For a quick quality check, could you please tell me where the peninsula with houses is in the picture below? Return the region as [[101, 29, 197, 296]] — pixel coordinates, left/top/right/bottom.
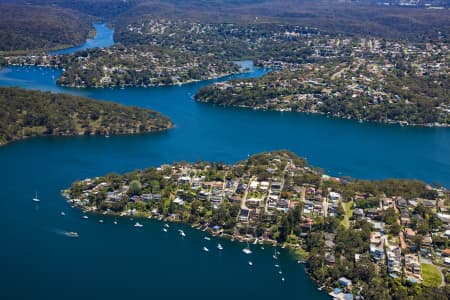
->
[[195, 37, 449, 127], [64, 150, 450, 299]]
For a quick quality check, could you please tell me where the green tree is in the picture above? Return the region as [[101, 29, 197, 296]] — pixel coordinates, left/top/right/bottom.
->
[[128, 179, 142, 196]]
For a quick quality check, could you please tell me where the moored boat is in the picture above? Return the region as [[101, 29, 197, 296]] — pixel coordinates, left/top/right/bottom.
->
[[65, 231, 79, 238], [32, 192, 40, 202]]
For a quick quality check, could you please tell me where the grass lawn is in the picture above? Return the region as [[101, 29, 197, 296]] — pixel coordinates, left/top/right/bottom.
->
[[341, 200, 353, 228], [290, 247, 309, 261], [421, 263, 441, 287]]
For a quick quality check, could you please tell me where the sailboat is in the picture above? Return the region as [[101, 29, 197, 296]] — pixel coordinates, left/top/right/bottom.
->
[[272, 248, 278, 260], [32, 192, 40, 202], [217, 243, 223, 251]]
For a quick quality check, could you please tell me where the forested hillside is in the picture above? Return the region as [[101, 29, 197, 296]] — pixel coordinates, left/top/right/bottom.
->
[[0, 87, 173, 145], [0, 3, 93, 52]]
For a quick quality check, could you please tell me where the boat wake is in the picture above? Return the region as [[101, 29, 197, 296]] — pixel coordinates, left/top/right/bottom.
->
[[48, 228, 79, 238]]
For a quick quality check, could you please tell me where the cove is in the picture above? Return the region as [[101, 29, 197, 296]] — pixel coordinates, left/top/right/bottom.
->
[[0, 26, 331, 300], [1, 64, 449, 187], [0, 24, 449, 300], [48, 23, 115, 55]]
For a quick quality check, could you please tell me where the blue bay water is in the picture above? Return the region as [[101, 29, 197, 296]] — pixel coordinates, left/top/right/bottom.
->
[[47, 23, 114, 55], [0, 24, 449, 300]]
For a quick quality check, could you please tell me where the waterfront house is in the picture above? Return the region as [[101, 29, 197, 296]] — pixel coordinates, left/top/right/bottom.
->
[[338, 277, 352, 289]]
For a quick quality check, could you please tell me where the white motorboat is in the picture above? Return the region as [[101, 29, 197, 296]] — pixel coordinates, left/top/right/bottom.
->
[[242, 248, 252, 255], [65, 231, 79, 238]]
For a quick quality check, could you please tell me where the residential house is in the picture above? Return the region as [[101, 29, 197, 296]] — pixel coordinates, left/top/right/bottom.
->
[[338, 277, 352, 289], [239, 209, 250, 222]]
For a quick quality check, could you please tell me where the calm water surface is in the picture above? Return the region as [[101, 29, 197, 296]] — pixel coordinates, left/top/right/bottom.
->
[[0, 24, 449, 300], [0, 25, 329, 300], [48, 23, 114, 55]]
